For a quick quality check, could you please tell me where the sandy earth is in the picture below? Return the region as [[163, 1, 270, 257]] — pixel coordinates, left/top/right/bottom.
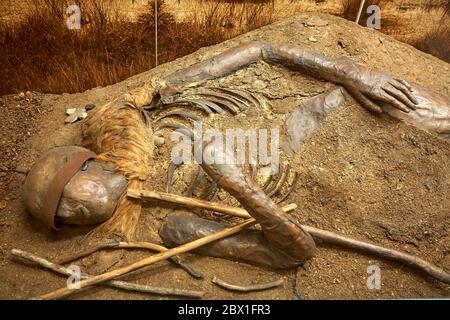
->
[[0, 13, 449, 299]]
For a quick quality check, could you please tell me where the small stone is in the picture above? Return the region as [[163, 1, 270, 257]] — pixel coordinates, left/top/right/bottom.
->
[[253, 79, 267, 90], [65, 113, 78, 124], [332, 278, 340, 284], [303, 16, 329, 27], [66, 108, 76, 115], [25, 91, 32, 97], [78, 110, 88, 119], [154, 136, 165, 146], [338, 40, 347, 49], [65, 107, 88, 123], [308, 36, 318, 43], [85, 103, 96, 111], [16, 92, 25, 100]]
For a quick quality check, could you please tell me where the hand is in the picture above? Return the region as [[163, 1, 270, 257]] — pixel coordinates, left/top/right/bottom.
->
[[336, 58, 419, 114], [382, 83, 450, 136]]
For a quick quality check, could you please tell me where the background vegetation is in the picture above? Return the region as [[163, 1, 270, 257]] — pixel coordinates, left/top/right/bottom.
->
[[0, 0, 448, 95]]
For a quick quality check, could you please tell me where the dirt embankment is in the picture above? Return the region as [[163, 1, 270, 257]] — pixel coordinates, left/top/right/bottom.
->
[[0, 13, 449, 299]]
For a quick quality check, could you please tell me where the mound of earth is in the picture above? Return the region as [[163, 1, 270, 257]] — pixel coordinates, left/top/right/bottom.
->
[[0, 13, 449, 299]]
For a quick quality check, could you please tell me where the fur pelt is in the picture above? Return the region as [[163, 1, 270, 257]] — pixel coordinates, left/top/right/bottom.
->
[[82, 86, 155, 240]]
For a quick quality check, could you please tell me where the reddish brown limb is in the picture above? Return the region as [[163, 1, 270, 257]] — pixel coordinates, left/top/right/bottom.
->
[[130, 190, 450, 285], [164, 41, 449, 137], [197, 139, 316, 266]]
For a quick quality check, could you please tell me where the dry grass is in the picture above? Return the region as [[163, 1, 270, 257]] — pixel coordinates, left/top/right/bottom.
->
[[0, 0, 275, 95], [341, 0, 386, 23], [0, 0, 448, 95]]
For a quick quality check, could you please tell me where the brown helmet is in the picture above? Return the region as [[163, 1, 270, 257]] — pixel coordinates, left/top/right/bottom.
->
[[23, 146, 97, 229]]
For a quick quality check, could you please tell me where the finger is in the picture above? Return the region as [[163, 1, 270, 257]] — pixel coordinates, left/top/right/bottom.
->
[[383, 86, 417, 110], [379, 91, 410, 113], [390, 80, 419, 105], [351, 90, 383, 114], [394, 78, 413, 92]]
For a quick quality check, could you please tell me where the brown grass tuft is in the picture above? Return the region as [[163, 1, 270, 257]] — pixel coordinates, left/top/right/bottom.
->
[[0, 0, 274, 95], [0, 0, 448, 95]]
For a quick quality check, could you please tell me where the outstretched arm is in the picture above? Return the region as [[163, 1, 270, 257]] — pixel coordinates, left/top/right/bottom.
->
[[164, 41, 418, 114], [163, 41, 449, 136]]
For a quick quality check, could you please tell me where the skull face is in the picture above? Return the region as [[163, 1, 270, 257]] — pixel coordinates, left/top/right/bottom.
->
[[23, 146, 128, 228], [56, 160, 127, 226]]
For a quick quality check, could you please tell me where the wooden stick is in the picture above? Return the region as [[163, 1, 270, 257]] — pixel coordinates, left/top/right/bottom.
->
[[212, 276, 284, 292], [57, 242, 171, 265], [11, 249, 205, 299], [56, 242, 119, 265], [117, 242, 202, 279], [129, 189, 450, 284], [56, 241, 203, 279], [355, 0, 366, 23], [302, 226, 450, 284], [33, 218, 257, 300], [127, 189, 297, 218]]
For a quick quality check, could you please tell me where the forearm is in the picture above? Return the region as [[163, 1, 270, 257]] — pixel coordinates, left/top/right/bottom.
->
[[165, 41, 264, 85], [198, 150, 316, 264], [231, 178, 316, 264], [261, 42, 346, 83], [164, 41, 349, 87]]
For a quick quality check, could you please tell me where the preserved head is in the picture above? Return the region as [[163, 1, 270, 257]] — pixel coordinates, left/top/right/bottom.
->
[[23, 146, 127, 228]]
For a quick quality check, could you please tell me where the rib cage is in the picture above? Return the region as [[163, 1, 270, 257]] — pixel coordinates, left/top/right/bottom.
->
[[149, 86, 298, 205]]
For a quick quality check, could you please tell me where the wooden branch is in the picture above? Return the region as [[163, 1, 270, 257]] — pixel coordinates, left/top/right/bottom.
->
[[303, 226, 450, 284], [127, 189, 297, 217], [116, 242, 203, 279], [32, 218, 257, 300], [212, 276, 284, 292], [56, 242, 119, 265], [355, 0, 367, 23], [129, 189, 450, 285], [11, 249, 205, 299], [56, 241, 203, 279]]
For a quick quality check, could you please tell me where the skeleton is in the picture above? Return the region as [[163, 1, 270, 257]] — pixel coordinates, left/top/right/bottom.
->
[[23, 42, 450, 281]]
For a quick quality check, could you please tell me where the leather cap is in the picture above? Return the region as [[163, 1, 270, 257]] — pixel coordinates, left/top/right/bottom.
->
[[23, 146, 96, 229]]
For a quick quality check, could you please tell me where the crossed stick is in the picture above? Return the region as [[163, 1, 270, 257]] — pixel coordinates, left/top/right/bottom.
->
[[14, 189, 450, 299], [27, 196, 297, 300]]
